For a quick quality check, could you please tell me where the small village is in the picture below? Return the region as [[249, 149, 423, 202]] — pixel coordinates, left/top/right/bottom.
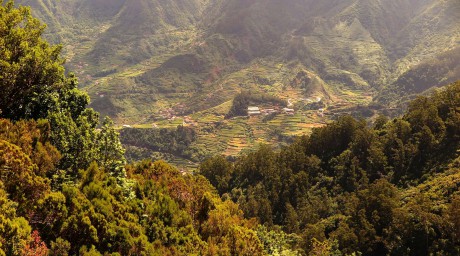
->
[[117, 92, 376, 165], [247, 106, 295, 116]]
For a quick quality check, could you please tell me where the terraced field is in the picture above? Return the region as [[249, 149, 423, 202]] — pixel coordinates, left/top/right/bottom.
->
[[115, 73, 379, 170], [21, 0, 456, 170]]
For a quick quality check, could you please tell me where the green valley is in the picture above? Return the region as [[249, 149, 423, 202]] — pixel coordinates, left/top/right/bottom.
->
[[14, 0, 459, 166], [1, 1, 460, 254]]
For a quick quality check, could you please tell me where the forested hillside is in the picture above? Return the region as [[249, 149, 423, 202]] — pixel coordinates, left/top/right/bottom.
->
[[1, 1, 460, 255], [201, 81, 460, 255]]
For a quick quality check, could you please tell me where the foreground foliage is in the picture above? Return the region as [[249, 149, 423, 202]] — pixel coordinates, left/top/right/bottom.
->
[[201, 81, 460, 255], [0, 2, 267, 254], [0, 121, 265, 255]]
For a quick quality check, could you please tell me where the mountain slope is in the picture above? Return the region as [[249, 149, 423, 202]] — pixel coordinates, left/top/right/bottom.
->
[[15, 0, 460, 127]]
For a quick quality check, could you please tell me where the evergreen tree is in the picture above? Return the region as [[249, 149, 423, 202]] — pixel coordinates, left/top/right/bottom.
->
[[0, 1, 88, 121]]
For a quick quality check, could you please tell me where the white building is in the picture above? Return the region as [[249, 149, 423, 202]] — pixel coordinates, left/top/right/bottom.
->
[[283, 108, 295, 115], [248, 106, 261, 116]]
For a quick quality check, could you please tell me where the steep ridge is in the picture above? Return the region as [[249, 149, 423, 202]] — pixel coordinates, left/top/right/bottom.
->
[[201, 0, 458, 89], [376, 47, 460, 108], [87, 0, 206, 65], [17, 0, 208, 69], [390, 0, 460, 76]]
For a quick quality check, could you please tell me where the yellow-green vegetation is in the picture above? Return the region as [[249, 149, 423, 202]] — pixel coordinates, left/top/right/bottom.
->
[[117, 61, 374, 166], [2, 1, 460, 255], [0, 4, 279, 254], [200, 81, 460, 255]]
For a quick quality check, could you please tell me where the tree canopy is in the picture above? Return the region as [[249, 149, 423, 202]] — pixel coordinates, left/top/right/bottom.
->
[[201, 81, 460, 255], [0, 0, 88, 121]]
